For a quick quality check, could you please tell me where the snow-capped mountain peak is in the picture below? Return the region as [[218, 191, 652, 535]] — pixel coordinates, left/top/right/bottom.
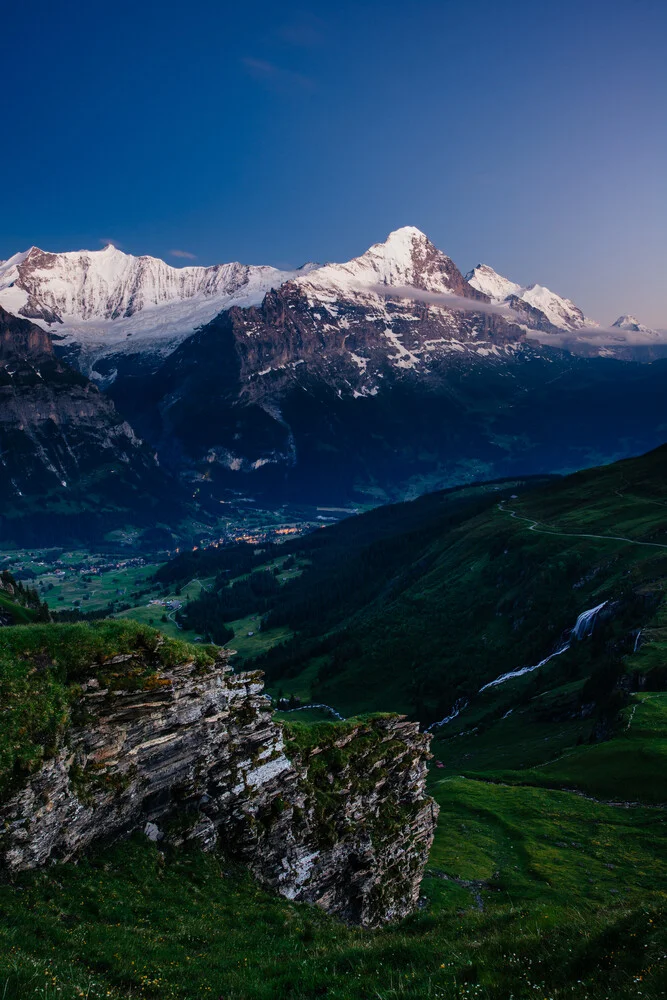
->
[[1, 244, 259, 322], [519, 283, 592, 331], [1, 228, 656, 384], [295, 226, 476, 301], [467, 263, 597, 333], [0, 244, 319, 378], [466, 264, 522, 302], [611, 314, 655, 334]]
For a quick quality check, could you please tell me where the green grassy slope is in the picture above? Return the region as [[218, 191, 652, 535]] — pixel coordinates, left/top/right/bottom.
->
[[0, 572, 45, 626], [222, 444, 667, 723], [0, 694, 665, 1000], [1, 446, 667, 997], [478, 693, 667, 803], [0, 590, 38, 625]]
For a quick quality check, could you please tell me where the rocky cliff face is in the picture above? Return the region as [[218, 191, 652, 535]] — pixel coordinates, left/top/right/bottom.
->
[[0, 650, 437, 927], [0, 307, 182, 543]]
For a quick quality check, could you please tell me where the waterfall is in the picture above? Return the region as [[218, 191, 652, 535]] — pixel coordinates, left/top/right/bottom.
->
[[478, 644, 571, 692], [479, 600, 608, 693], [634, 629, 642, 653], [571, 601, 607, 640], [426, 697, 469, 732], [279, 703, 346, 721]]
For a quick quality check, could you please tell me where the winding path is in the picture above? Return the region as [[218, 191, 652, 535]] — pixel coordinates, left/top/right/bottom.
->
[[498, 504, 667, 550]]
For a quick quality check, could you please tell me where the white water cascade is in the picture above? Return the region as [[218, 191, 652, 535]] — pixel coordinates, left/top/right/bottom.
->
[[425, 697, 469, 733], [278, 703, 346, 721], [478, 601, 608, 693], [571, 601, 608, 640], [634, 630, 642, 653]]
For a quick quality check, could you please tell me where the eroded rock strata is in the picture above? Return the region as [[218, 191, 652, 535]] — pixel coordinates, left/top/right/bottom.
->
[[0, 651, 437, 926]]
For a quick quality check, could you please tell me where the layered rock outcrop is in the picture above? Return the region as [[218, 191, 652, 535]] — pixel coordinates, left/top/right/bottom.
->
[[0, 651, 437, 927]]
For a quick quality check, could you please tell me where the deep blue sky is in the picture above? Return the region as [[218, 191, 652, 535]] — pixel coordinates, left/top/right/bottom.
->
[[2, 0, 666, 325]]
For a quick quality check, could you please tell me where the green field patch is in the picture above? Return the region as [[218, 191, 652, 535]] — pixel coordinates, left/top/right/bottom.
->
[[223, 613, 293, 660], [0, 819, 665, 1000], [484, 694, 667, 803], [431, 710, 592, 778], [429, 775, 667, 914]]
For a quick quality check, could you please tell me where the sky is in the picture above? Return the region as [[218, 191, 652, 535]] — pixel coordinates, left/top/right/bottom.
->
[[1, 0, 666, 327]]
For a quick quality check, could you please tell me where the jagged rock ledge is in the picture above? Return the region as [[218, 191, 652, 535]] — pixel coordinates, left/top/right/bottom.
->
[[0, 648, 437, 927]]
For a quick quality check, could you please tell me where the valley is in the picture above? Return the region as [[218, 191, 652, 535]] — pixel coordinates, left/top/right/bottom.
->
[[4, 4, 667, 996], [1, 230, 667, 1000], [0, 441, 666, 998]]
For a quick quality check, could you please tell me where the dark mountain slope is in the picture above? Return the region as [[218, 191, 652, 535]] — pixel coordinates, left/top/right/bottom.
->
[[0, 308, 184, 545], [110, 295, 667, 505], [102, 229, 667, 504], [172, 444, 667, 723]]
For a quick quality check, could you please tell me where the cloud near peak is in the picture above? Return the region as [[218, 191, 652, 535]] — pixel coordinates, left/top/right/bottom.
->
[[527, 326, 667, 347], [370, 284, 515, 318], [170, 249, 197, 260], [373, 285, 667, 345]]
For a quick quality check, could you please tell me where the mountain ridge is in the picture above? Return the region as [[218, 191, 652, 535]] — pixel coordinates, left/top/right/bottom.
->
[[2, 228, 660, 382], [2, 228, 667, 523], [0, 244, 319, 381]]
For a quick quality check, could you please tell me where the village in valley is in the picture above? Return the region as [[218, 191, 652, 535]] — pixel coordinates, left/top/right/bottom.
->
[[0, 497, 354, 654]]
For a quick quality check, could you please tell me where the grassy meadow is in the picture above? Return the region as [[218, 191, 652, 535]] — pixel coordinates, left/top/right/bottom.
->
[[2, 452, 667, 997], [0, 691, 665, 999]]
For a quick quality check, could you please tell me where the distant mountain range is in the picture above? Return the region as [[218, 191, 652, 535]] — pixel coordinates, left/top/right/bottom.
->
[[1, 228, 661, 381], [0, 244, 319, 383], [466, 263, 665, 359], [1, 227, 666, 537]]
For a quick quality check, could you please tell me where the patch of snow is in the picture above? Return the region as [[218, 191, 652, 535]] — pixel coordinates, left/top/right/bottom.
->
[[349, 352, 370, 372]]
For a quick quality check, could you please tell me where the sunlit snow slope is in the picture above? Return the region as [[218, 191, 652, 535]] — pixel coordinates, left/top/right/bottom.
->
[[0, 245, 318, 380]]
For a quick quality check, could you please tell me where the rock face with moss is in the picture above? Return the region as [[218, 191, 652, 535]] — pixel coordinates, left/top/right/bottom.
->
[[0, 623, 437, 926], [274, 717, 438, 924]]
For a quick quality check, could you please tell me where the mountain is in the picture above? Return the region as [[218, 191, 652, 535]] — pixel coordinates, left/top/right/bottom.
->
[[105, 227, 667, 504], [1, 232, 660, 379], [0, 244, 317, 383], [466, 262, 597, 333], [0, 307, 180, 545], [2, 228, 667, 512], [466, 264, 667, 363], [611, 313, 659, 336]]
